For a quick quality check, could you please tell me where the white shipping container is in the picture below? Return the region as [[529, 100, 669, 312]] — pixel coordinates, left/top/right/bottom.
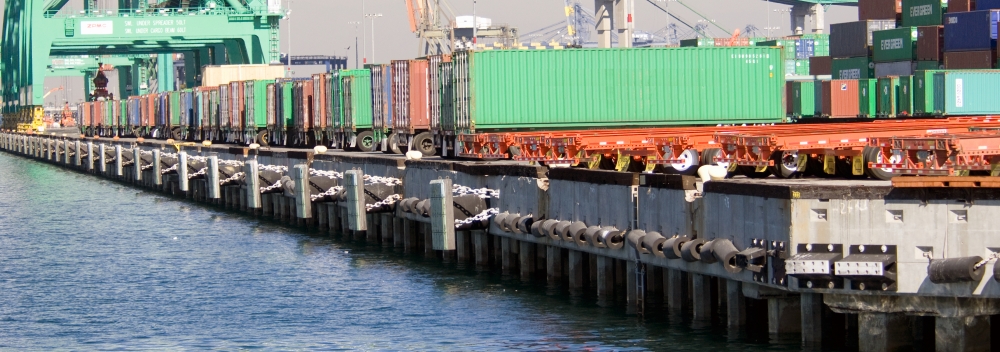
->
[[201, 65, 286, 88], [455, 16, 492, 29]]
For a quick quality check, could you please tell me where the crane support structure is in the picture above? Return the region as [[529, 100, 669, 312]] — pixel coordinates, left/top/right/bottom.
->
[[2, 0, 285, 114]]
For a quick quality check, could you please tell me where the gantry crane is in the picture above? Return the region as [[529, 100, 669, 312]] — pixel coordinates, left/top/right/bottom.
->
[[405, 0, 457, 55]]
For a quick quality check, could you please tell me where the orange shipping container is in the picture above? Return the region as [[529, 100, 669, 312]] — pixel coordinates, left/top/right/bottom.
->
[[391, 59, 431, 133], [312, 74, 328, 129], [948, 0, 974, 12], [821, 80, 860, 118], [858, 0, 901, 21]]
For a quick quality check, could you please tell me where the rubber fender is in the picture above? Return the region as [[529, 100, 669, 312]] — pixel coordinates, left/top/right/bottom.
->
[[626, 230, 648, 254], [541, 219, 561, 240], [996, 261, 1000, 283], [583, 225, 603, 247], [554, 221, 573, 240], [517, 216, 535, 235], [399, 198, 418, 213], [642, 231, 667, 258], [712, 239, 742, 274], [568, 221, 588, 243], [699, 240, 718, 264], [662, 236, 690, 260], [220, 165, 243, 186], [493, 212, 510, 230], [530, 219, 545, 238], [187, 159, 206, 176], [504, 213, 521, 233], [365, 184, 397, 211], [598, 227, 624, 250], [415, 199, 430, 217], [161, 156, 178, 171], [122, 150, 135, 163], [680, 239, 705, 262], [928, 256, 986, 284]]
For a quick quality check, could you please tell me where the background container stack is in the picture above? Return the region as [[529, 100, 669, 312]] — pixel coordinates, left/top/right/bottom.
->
[[830, 20, 896, 79], [942, 9, 999, 69], [757, 35, 829, 76]]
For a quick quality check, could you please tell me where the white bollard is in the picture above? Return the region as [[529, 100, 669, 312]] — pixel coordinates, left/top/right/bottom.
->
[[178, 151, 189, 192]]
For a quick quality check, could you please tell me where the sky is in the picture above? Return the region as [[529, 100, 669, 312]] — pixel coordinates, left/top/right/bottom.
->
[[0, 0, 858, 104]]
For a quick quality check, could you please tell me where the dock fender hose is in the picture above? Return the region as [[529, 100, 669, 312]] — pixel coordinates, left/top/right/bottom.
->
[[400, 198, 419, 213], [642, 231, 667, 258], [541, 219, 561, 240], [514, 215, 533, 234], [415, 199, 431, 217], [503, 213, 522, 233], [567, 221, 588, 243], [626, 230, 648, 254], [699, 239, 718, 264], [663, 236, 690, 260], [599, 227, 624, 250], [494, 212, 511, 230], [928, 256, 986, 284], [680, 239, 705, 262], [553, 221, 573, 240], [530, 219, 546, 237], [712, 239, 742, 273], [583, 225, 603, 247]]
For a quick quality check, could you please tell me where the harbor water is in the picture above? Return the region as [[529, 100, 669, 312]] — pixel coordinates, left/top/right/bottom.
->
[[0, 152, 805, 350]]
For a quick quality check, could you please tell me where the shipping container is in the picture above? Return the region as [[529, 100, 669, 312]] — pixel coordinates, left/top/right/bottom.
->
[[877, 76, 901, 117], [201, 64, 286, 88], [821, 80, 861, 118], [392, 59, 430, 134], [326, 72, 343, 145], [859, 79, 879, 117], [447, 48, 786, 136], [830, 20, 897, 58], [714, 38, 751, 47], [795, 60, 811, 75], [312, 74, 328, 134], [428, 54, 451, 134], [860, 0, 902, 20], [758, 39, 798, 59], [832, 57, 876, 79], [791, 81, 818, 118], [680, 38, 715, 47], [916, 26, 944, 61], [933, 70, 1000, 115], [979, 0, 1000, 9], [366, 64, 392, 141], [813, 81, 825, 119], [898, 76, 914, 115], [950, 0, 973, 11], [902, 0, 946, 26], [809, 56, 833, 75], [912, 70, 942, 116], [943, 10, 1000, 52], [795, 39, 816, 59], [943, 50, 997, 68], [873, 27, 919, 62], [244, 80, 271, 143], [916, 60, 944, 70], [875, 61, 918, 77], [784, 60, 797, 76], [340, 69, 376, 151]]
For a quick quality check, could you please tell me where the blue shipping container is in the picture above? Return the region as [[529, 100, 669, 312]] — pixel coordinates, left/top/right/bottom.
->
[[944, 10, 1000, 52], [977, 0, 1000, 10], [796, 39, 816, 59]]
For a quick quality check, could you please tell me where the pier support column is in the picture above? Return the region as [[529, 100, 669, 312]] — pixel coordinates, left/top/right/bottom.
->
[[666, 269, 688, 314], [177, 151, 188, 192], [472, 230, 489, 268], [152, 149, 162, 186], [245, 159, 261, 214], [936, 316, 990, 352], [568, 250, 586, 292], [501, 238, 517, 274], [327, 204, 339, 233], [546, 246, 564, 284], [727, 280, 747, 330], [393, 217, 403, 248], [340, 207, 351, 237], [75, 141, 82, 166], [87, 142, 94, 171], [858, 313, 914, 352], [380, 214, 394, 246], [368, 214, 380, 242], [769, 296, 802, 334], [596, 256, 614, 306], [208, 154, 221, 201], [317, 204, 329, 231], [424, 223, 435, 258], [456, 230, 471, 263], [99, 144, 107, 174], [626, 261, 639, 315], [692, 273, 713, 321], [403, 219, 417, 253], [519, 240, 537, 280], [801, 293, 825, 347], [115, 145, 123, 176], [134, 148, 143, 182], [293, 164, 311, 227]]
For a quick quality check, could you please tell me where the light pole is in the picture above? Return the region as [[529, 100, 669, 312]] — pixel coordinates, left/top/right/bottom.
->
[[362, 0, 367, 64], [473, 0, 477, 46], [365, 13, 383, 63], [774, 8, 792, 37], [348, 21, 361, 68], [656, 0, 674, 44], [286, 0, 293, 73]]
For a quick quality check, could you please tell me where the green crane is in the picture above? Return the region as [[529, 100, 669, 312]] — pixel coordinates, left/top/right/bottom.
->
[[1, 0, 285, 114]]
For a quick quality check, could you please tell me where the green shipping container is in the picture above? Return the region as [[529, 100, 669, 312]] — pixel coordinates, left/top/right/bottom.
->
[[795, 60, 811, 75], [784, 60, 797, 76], [832, 57, 875, 79], [902, 0, 945, 26], [933, 71, 1000, 116], [680, 38, 715, 47], [912, 70, 942, 116], [340, 69, 373, 131], [791, 81, 817, 117], [758, 39, 796, 59], [877, 76, 901, 117], [245, 80, 272, 129], [898, 76, 914, 116], [327, 73, 344, 132], [916, 61, 942, 71], [859, 79, 878, 117], [873, 27, 918, 63], [448, 48, 785, 134]]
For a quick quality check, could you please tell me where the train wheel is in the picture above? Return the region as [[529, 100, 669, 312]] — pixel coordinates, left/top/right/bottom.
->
[[256, 130, 270, 147], [770, 150, 803, 179], [668, 149, 700, 176], [356, 131, 376, 152], [413, 132, 436, 157], [864, 147, 897, 181]]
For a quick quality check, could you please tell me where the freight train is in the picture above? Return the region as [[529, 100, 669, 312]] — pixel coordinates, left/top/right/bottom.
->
[[73, 47, 787, 156]]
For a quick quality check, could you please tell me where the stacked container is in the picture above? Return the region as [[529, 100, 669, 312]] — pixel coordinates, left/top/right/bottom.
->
[[933, 70, 1000, 115], [859, 0, 902, 21], [821, 80, 861, 118], [942, 10, 999, 69], [873, 27, 920, 77], [859, 78, 879, 117], [831, 20, 896, 80], [366, 64, 392, 142]]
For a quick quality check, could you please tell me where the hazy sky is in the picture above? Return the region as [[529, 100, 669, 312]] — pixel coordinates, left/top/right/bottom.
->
[[0, 0, 857, 103]]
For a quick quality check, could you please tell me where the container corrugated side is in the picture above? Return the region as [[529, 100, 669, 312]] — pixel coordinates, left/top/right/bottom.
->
[[391, 60, 410, 133], [916, 25, 944, 61], [860, 0, 902, 20], [902, 0, 945, 26], [201, 64, 286, 88], [877, 76, 900, 117], [933, 70, 1000, 115], [859, 79, 879, 117], [898, 76, 914, 115], [978, 0, 1000, 9], [451, 48, 785, 134], [403, 59, 430, 132], [366, 64, 391, 134], [792, 81, 817, 117], [950, 0, 973, 11], [341, 69, 374, 130], [875, 61, 918, 77], [873, 27, 918, 62], [809, 56, 833, 75], [833, 57, 876, 79], [943, 50, 997, 68], [821, 80, 860, 118], [943, 10, 1000, 52], [831, 20, 897, 58], [439, 62, 456, 134]]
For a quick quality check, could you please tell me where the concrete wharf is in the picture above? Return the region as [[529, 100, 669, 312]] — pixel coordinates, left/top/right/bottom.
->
[[3, 131, 1000, 351]]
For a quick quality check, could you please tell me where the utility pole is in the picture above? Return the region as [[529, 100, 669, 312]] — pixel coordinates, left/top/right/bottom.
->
[[348, 21, 361, 68], [473, 0, 477, 46], [365, 13, 383, 63], [287, 0, 293, 74]]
